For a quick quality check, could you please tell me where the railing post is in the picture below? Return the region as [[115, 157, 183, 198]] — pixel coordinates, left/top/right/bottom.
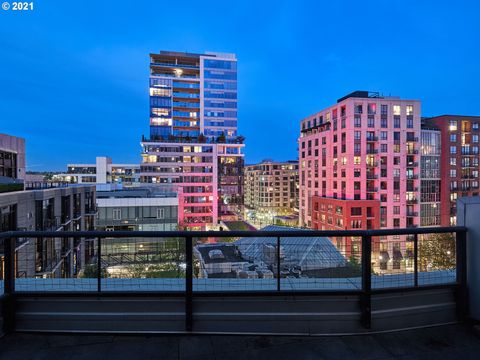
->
[[97, 237, 102, 293], [275, 236, 281, 291], [361, 234, 372, 329], [3, 237, 16, 333], [455, 230, 468, 320], [185, 236, 193, 331], [413, 234, 418, 287]]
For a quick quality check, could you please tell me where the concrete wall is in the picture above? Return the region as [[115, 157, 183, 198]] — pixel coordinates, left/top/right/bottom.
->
[[457, 196, 480, 321], [13, 288, 457, 334]]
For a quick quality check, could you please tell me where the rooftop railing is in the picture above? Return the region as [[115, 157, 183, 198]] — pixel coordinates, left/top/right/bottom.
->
[[141, 134, 245, 144], [0, 226, 467, 333]]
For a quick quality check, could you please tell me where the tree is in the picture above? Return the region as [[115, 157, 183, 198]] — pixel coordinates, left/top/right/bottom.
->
[[125, 263, 185, 278], [217, 132, 226, 143], [79, 264, 109, 278], [418, 233, 456, 271]]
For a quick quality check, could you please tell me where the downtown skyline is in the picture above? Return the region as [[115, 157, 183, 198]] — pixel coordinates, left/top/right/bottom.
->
[[1, 0, 480, 171]]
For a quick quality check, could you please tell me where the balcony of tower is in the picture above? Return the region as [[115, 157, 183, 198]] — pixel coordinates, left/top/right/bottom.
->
[[141, 134, 245, 145], [150, 64, 200, 79]]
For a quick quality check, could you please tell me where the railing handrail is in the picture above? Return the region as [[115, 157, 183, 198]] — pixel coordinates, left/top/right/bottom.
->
[[0, 226, 468, 334], [0, 226, 466, 240]]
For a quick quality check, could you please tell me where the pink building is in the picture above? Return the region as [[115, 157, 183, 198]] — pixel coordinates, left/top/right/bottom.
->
[[299, 91, 421, 271]]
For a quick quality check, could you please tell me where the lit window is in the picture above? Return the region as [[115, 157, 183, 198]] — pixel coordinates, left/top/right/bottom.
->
[[449, 120, 457, 131], [393, 105, 401, 116], [406, 105, 414, 116]]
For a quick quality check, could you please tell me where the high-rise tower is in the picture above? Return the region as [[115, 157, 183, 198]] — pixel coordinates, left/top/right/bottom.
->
[[140, 51, 244, 230]]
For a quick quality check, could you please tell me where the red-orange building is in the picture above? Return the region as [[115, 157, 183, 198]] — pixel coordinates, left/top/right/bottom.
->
[[311, 196, 380, 258], [424, 115, 480, 226]]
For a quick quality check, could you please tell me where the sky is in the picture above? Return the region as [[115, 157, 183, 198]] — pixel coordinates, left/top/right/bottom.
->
[[1, 0, 479, 171]]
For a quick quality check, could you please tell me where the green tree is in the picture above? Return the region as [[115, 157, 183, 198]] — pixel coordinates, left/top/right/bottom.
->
[[79, 264, 109, 278], [217, 132, 226, 143], [418, 233, 456, 271]]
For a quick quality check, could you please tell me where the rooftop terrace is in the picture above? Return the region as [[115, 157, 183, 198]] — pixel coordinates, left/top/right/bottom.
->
[[0, 324, 479, 360]]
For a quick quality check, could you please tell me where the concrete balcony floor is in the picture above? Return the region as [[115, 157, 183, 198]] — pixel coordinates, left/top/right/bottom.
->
[[0, 324, 479, 360]]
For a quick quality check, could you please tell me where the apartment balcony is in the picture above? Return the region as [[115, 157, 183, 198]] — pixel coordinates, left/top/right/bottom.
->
[[152, 73, 200, 80], [150, 61, 200, 70], [366, 136, 378, 142], [366, 161, 378, 167], [366, 148, 378, 154], [172, 82, 200, 90], [406, 224, 418, 228], [407, 149, 419, 155], [173, 102, 200, 110], [406, 137, 419, 142], [366, 187, 378, 192], [406, 187, 419, 192], [141, 134, 245, 145], [407, 174, 419, 179], [173, 92, 200, 99], [0, 224, 472, 337], [406, 211, 419, 217], [406, 162, 419, 167], [366, 174, 378, 179], [406, 198, 419, 204]]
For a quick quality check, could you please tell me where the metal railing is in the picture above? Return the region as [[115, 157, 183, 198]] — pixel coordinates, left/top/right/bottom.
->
[[0, 226, 468, 333]]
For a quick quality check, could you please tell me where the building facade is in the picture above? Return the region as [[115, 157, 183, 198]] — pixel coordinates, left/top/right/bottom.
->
[[56, 157, 140, 186], [424, 115, 480, 226], [96, 187, 178, 231], [0, 184, 96, 279], [139, 51, 244, 230], [299, 91, 421, 270], [244, 160, 299, 217], [420, 127, 442, 227], [0, 133, 26, 192], [311, 197, 380, 258]]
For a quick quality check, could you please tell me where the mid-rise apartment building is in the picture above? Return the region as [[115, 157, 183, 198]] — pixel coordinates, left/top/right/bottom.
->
[[424, 115, 480, 226], [139, 51, 244, 230], [1, 134, 97, 280], [0, 184, 96, 279], [244, 160, 299, 216], [299, 91, 421, 270], [56, 157, 140, 186], [0, 133, 26, 192]]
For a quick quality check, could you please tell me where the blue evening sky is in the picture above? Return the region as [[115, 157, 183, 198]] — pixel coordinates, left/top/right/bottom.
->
[[1, 0, 479, 171]]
